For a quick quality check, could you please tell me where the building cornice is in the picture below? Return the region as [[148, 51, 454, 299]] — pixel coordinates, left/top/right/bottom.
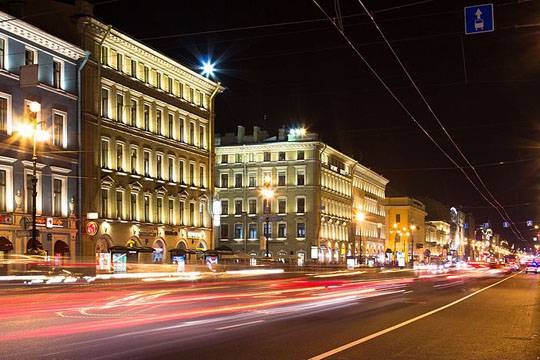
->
[[0, 11, 84, 61]]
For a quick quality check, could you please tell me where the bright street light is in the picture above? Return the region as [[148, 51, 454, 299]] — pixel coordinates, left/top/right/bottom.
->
[[200, 60, 216, 78]]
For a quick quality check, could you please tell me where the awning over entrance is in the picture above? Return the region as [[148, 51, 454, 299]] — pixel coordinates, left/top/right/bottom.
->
[[0, 237, 13, 252]]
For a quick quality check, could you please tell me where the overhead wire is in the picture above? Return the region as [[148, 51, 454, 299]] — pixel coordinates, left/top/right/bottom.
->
[[310, 0, 528, 243]]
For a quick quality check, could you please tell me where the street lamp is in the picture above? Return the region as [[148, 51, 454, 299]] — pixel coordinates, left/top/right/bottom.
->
[[261, 176, 274, 258], [355, 211, 365, 265], [409, 224, 417, 268], [17, 101, 48, 254]]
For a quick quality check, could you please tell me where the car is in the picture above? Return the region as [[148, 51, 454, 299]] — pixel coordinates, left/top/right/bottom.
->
[[525, 262, 539, 274]]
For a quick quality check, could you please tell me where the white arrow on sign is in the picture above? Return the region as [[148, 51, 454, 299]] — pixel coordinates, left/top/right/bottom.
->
[[475, 8, 482, 19]]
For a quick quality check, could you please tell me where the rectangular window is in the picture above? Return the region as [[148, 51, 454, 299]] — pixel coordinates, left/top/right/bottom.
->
[[235, 153, 242, 163], [156, 72, 161, 89], [168, 114, 174, 138], [130, 59, 137, 77], [53, 60, 62, 89], [263, 198, 271, 214], [130, 148, 138, 174], [101, 189, 109, 218], [234, 173, 242, 188], [130, 99, 137, 126], [101, 139, 109, 168], [143, 104, 150, 130], [217, 200, 228, 216], [179, 201, 185, 225], [264, 222, 272, 237], [130, 193, 137, 220], [263, 152, 271, 162], [100, 46, 108, 65], [179, 118, 184, 141], [116, 94, 124, 122], [248, 174, 256, 187], [156, 109, 162, 135], [179, 160, 185, 184], [221, 173, 228, 188], [116, 52, 123, 71], [278, 199, 286, 214], [199, 166, 205, 188], [297, 170, 305, 186], [168, 77, 173, 94], [101, 88, 109, 117], [168, 199, 174, 224], [278, 172, 286, 186], [0, 97, 7, 133], [220, 224, 229, 239], [143, 65, 149, 83], [0, 170, 5, 212], [143, 151, 150, 177], [278, 223, 287, 238], [189, 203, 195, 226], [297, 223, 306, 238], [234, 224, 243, 239], [199, 125, 205, 148], [235, 200, 242, 215], [168, 158, 174, 182], [53, 179, 62, 217], [297, 151, 305, 160], [248, 199, 256, 214], [189, 122, 195, 144], [156, 198, 163, 223], [396, 214, 401, 223], [156, 154, 162, 179], [116, 191, 123, 219], [52, 113, 64, 147], [278, 152, 286, 161], [25, 48, 35, 65], [248, 223, 257, 239], [116, 144, 123, 171], [0, 38, 5, 69], [221, 154, 228, 164], [144, 195, 150, 222], [189, 163, 195, 186], [297, 198, 305, 213]]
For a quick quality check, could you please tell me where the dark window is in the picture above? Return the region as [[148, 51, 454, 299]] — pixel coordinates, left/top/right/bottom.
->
[[297, 223, 306, 238], [179, 118, 184, 141], [101, 140, 109, 168], [248, 199, 256, 214], [220, 224, 229, 239], [116, 53, 123, 71], [168, 114, 174, 138], [130, 148, 137, 174], [235, 173, 242, 188], [179, 161, 185, 184], [116, 94, 123, 122], [156, 110, 162, 135], [248, 175, 256, 187], [189, 122, 194, 144], [0, 97, 7, 133], [221, 173, 228, 188], [156, 198, 163, 223], [168, 159, 174, 181], [235, 200, 242, 215], [199, 166, 205, 188], [156, 155, 162, 179], [297, 171, 305, 186], [116, 145, 123, 171], [116, 191, 123, 219], [199, 125, 204, 148], [189, 203, 195, 226], [143, 105, 150, 130], [297, 151, 305, 160], [278, 152, 286, 161], [143, 152, 150, 177], [101, 189, 109, 218], [396, 214, 401, 223], [168, 77, 173, 94], [221, 200, 228, 215], [179, 201, 185, 225], [278, 199, 286, 214], [130, 193, 137, 220], [263, 152, 271, 162], [248, 223, 257, 239], [101, 89, 109, 117], [264, 222, 272, 237], [278, 223, 287, 238], [51, 179, 62, 216], [234, 224, 243, 239], [143, 66, 149, 83], [221, 154, 228, 164], [278, 172, 286, 186], [189, 164, 194, 186], [156, 72, 161, 89], [52, 113, 63, 146], [53, 60, 61, 88], [100, 46, 108, 65], [0, 38, 5, 69], [25, 49, 35, 65], [0, 170, 5, 212], [168, 199, 174, 224], [130, 59, 137, 77], [263, 199, 271, 214], [144, 195, 150, 222], [297, 198, 305, 213], [130, 100, 137, 126]]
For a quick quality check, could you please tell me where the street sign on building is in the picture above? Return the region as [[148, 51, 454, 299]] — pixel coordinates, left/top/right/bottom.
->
[[464, 4, 494, 35]]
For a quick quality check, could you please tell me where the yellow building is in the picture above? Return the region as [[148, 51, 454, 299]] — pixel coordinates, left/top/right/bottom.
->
[[384, 197, 426, 265]]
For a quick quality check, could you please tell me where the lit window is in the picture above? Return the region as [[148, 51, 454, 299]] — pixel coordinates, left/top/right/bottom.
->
[[278, 223, 287, 238], [234, 223, 243, 239], [297, 223, 306, 238], [53, 178, 62, 217], [52, 112, 65, 147], [248, 223, 257, 239], [53, 60, 62, 89]]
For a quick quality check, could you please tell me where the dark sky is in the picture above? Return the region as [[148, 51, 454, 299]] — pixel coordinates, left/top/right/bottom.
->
[[92, 0, 540, 248]]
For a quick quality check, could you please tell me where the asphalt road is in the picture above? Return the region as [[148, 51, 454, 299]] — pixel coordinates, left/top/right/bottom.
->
[[0, 269, 538, 360]]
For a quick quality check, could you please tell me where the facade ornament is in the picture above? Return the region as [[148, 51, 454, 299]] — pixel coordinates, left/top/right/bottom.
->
[[15, 189, 22, 212], [69, 197, 76, 216]]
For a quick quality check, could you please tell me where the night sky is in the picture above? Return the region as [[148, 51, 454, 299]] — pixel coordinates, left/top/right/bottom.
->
[[90, 0, 540, 247]]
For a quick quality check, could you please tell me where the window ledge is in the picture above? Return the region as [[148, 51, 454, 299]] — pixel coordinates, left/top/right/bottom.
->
[[296, 237, 306, 241], [130, 174, 142, 179], [101, 168, 113, 173]]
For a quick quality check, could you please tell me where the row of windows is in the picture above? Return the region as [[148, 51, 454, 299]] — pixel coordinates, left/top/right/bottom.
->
[[321, 170, 351, 197], [322, 198, 352, 219], [358, 197, 385, 217], [0, 95, 68, 148], [354, 178, 385, 198], [0, 38, 65, 90], [100, 87, 207, 149], [101, 188, 207, 226], [220, 222, 306, 239], [321, 222, 350, 242], [101, 138, 207, 187], [220, 150, 306, 164], [101, 46, 209, 109], [219, 170, 305, 188], [220, 197, 305, 215]]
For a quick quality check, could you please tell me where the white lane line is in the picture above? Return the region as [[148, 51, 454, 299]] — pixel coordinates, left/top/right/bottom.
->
[[215, 320, 265, 330], [309, 273, 519, 360]]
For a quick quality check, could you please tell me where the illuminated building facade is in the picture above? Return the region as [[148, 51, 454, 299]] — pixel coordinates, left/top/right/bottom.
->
[[384, 197, 427, 265], [22, 1, 223, 261], [424, 220, 451, 258], [0, 10, 84, 258], [214, 126, 388, 264]]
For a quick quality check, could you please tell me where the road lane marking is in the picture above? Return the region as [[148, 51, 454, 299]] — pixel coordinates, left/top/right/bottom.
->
[[215, 320, 265, 330], [309, 273, 519, 360]]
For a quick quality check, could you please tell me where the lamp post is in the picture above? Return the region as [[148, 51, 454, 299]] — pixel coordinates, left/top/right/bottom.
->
[[261, 176, 274, 258], [18, 101, 48, 254], [392, 223, 399, 267], [355, 211, 365, 265], [409, 224, 416, 268]]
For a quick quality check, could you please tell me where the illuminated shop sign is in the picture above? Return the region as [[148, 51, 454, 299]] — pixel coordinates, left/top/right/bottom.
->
[[187, 231, 205, 239]]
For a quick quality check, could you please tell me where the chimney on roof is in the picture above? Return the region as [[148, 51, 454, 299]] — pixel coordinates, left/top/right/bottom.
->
[[237, 125, 245, 144], [253, 126, 260, 142], [277, 127, 286, 141]]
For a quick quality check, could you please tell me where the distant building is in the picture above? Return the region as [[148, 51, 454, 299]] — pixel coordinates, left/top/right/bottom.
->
[[214, 126, 388, 264], [424, 220, 450, 258], [0, 10, 85, 258], [384, 197, 427, 265]]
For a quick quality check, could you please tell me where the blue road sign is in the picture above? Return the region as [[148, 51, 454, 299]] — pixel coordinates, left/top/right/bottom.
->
[[464, 4, 494, 35]]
